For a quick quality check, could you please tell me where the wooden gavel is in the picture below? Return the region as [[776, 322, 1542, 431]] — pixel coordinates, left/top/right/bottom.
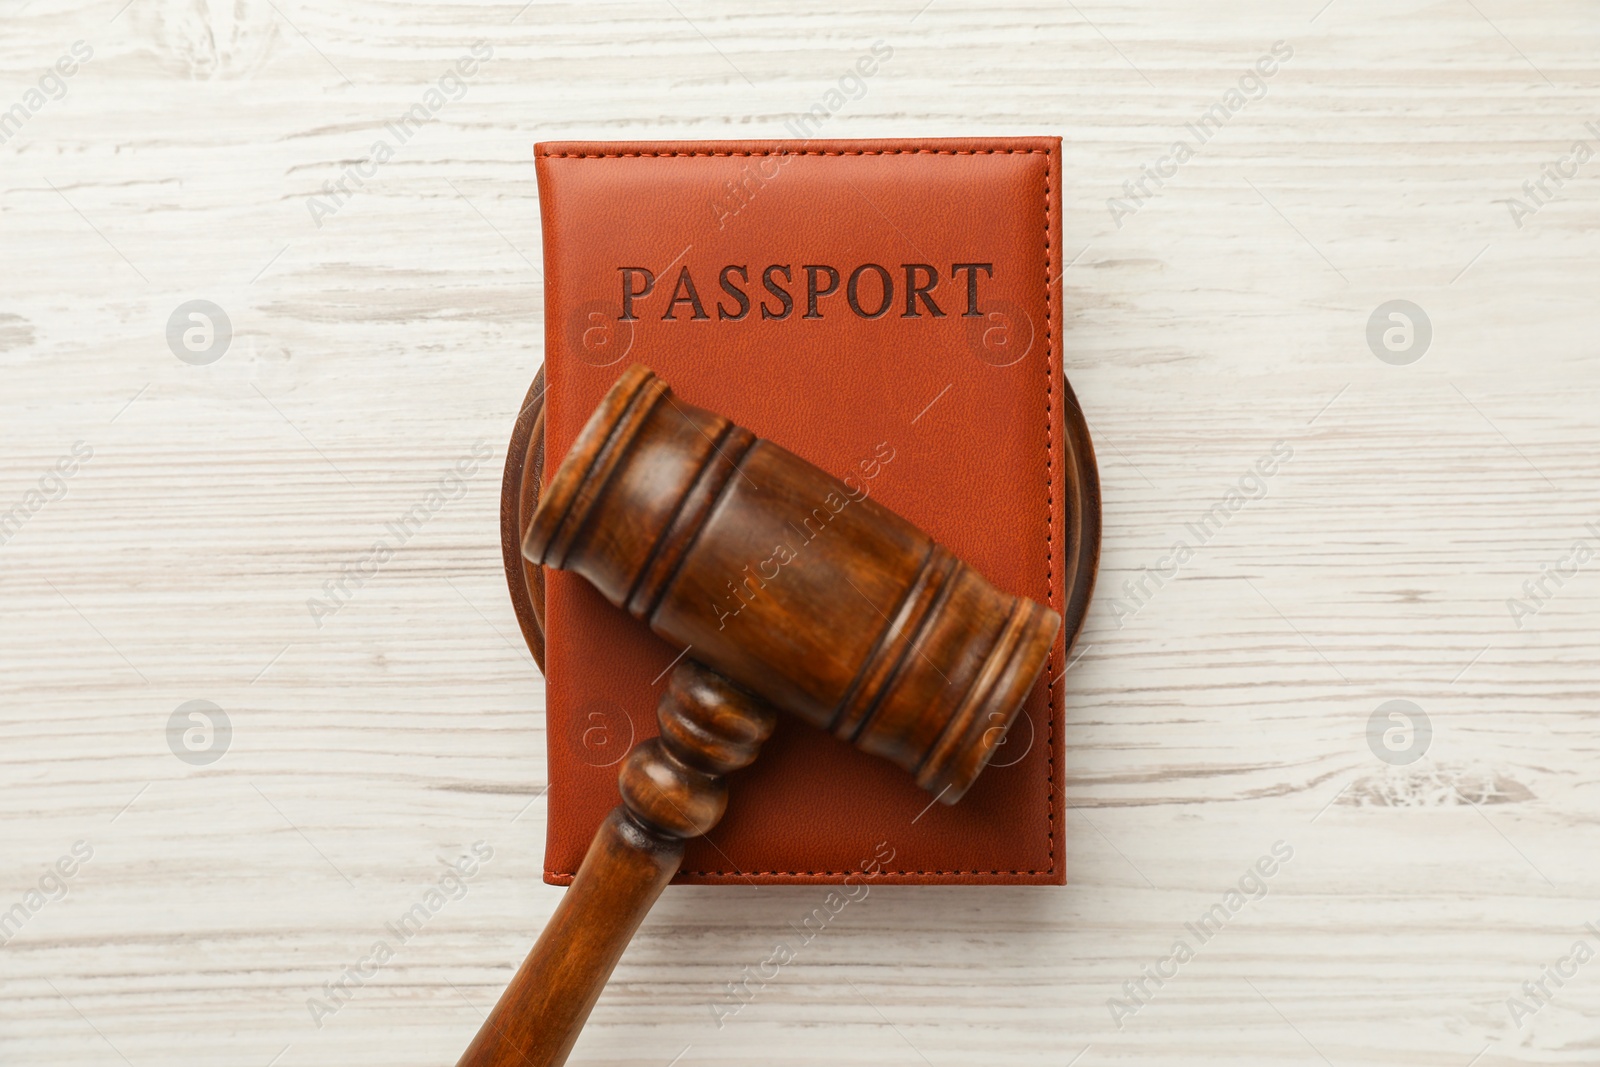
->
[[459, 365, 1062, 1066]]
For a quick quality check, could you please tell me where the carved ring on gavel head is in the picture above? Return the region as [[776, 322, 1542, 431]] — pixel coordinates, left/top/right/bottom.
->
[[523, 363, 1062, 801], [458, 364, 1071, 1067]]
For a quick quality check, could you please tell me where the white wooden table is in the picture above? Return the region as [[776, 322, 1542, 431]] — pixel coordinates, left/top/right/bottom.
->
[[4, 1, 1598, 1064]]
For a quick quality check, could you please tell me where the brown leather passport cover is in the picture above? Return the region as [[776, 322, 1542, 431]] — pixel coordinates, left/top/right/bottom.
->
[[534, 137, 1068, 885]]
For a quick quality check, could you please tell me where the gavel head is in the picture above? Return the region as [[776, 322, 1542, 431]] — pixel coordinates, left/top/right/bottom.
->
[[524, 365, 1061, 804]]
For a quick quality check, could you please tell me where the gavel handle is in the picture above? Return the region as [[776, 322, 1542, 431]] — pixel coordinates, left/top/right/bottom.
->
[[457, 661, 777, 1067], [455, 809, 683, 1066]]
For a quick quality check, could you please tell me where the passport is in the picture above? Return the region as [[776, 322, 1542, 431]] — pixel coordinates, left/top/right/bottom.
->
[[507, 136, 1098, 885]]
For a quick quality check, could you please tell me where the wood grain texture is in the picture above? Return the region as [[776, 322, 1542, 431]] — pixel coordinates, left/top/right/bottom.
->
[[2, 1, 1598, 1065]]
